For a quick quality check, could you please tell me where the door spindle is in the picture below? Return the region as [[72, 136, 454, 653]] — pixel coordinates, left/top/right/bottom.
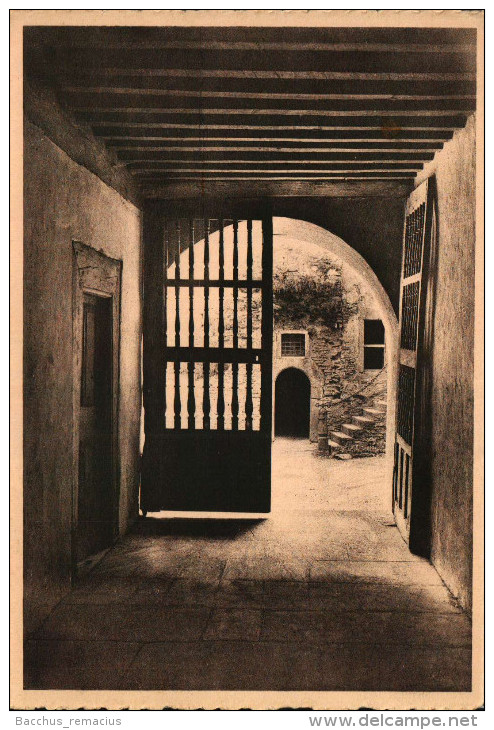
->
[[217, 220, 225, 430], [202, 219, 211, 430], [187, 219, 196, 429], [174, 220, 181, 429], [163, 221, 168, 425], [245, 219, 254, 431], [231, 220, 239, 431]]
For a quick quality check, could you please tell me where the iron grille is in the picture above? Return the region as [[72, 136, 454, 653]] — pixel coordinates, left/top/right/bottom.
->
[[397, 364, 415, 444], [281, 333, 306, 357], [403, 203, 425, 279], [401, 281, 420, 351]]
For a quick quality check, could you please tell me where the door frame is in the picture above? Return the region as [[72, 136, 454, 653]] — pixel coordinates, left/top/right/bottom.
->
[[72, 241, 122, 575]]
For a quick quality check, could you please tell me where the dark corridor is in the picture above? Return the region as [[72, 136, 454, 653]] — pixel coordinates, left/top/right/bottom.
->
[[275, 368, 311, 438]]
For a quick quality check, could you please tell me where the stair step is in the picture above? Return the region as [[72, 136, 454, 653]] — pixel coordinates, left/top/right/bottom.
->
[[334, 453, 353, 461], [330, 430, 353, 446], [328, 439, 343, 450], [363, 407, 385, 417], [342, 423, 363, 436], [353, 415, 376, 427]]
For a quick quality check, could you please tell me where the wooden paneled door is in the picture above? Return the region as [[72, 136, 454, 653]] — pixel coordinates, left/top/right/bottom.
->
[[142, 216, 273, 513], [393, 178, 437, 554]]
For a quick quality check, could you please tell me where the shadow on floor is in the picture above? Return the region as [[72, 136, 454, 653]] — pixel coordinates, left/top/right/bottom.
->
[[24, 449, 472, 692], [132, 516, 267, 539]]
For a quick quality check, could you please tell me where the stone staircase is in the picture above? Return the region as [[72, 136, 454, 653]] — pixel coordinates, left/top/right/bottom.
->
[[328, 397, 387, 460]]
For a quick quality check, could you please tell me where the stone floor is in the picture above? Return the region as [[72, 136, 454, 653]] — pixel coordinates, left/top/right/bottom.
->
[[25, 439, 471, 691]]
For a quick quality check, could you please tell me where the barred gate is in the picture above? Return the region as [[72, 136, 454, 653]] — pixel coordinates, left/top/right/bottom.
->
[[141, 215, 273, 513]]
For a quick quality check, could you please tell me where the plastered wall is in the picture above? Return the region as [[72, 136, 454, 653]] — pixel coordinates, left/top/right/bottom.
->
[[415, 115, 476, 613], [23, 120, 142, 634]]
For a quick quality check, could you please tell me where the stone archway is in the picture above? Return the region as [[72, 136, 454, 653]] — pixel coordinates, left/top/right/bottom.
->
[[272, 217, 399, 492]]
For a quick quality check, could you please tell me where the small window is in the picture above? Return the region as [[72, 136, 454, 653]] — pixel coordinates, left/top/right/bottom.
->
[[364, 319, 385, 370], [281, 333, 306, 357]]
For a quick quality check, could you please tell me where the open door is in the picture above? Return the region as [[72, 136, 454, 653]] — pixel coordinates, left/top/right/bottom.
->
[[142, 216, 273, 513], [393, 178, 437, 554]]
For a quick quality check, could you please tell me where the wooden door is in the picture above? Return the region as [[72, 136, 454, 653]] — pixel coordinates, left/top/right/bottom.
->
[[393, 178, 436, 553], [142, 217, 273, 513], [77, 293, 114, 562], [275, 368, 311, 438]]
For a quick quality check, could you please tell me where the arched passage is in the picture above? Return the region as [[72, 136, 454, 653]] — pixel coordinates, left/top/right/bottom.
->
[[272, 217, 399, 500], [143, 215, 399, 513], [275, 368, 311, 438]]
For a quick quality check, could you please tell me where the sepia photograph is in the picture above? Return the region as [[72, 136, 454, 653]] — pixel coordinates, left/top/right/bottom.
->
[[10, 8, 484, 711]]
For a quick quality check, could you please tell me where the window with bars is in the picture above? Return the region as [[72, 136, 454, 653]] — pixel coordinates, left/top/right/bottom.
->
[[364, 319, 385, 370], [281, 333, 306, 357]]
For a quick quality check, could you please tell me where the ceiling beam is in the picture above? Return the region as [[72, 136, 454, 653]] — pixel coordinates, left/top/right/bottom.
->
[[91, 125, 453, 141], [123, 159, 426, 168], [130, 171, 422, 178], [93, 127, 452, 143], [70, 103, 472, 118], [76, 113, 468, 130], [103, 141, 443, 152], [46, 73, 477, 99], [60, 88, 475, 113], [141, 178, 415, 200], [26, 47, 477, 75], [125, 163, 431, 173], [115, 152, 434, 162], [24, 26, 476, 46], [132, 171, 418, 178], [33, 65, 477, 82], [56, 82, 476, 102], [31, 41, 477, 53]]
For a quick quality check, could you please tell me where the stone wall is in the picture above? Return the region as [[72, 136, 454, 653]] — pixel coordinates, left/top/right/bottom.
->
[[272, 237, 387, 453]]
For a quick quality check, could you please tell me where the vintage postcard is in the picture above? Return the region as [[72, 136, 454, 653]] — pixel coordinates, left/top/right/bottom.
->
[[10, 8, 484, 711]]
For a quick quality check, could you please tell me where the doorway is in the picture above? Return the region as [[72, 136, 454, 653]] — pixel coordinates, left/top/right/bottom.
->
[[77, 293, 113, 563], [141, 215, 399, 515], [274, 368, 311, 438], [72, 241, 122, 571]]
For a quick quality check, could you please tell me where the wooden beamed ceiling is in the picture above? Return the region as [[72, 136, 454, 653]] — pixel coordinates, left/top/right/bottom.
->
[[24, 26, 477, 198]]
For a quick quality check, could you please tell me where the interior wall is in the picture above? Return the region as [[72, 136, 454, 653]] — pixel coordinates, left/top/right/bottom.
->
[[23, 119, 142, 634], [415, 115, 476, 613]]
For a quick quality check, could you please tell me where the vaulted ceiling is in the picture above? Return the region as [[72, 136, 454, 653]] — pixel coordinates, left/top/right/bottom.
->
[[24, 26, 477, 199]]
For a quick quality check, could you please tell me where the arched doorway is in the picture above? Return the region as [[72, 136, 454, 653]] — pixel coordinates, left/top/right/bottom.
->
[[275, 368, 311, 438], [272, 217, 399, 499]]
